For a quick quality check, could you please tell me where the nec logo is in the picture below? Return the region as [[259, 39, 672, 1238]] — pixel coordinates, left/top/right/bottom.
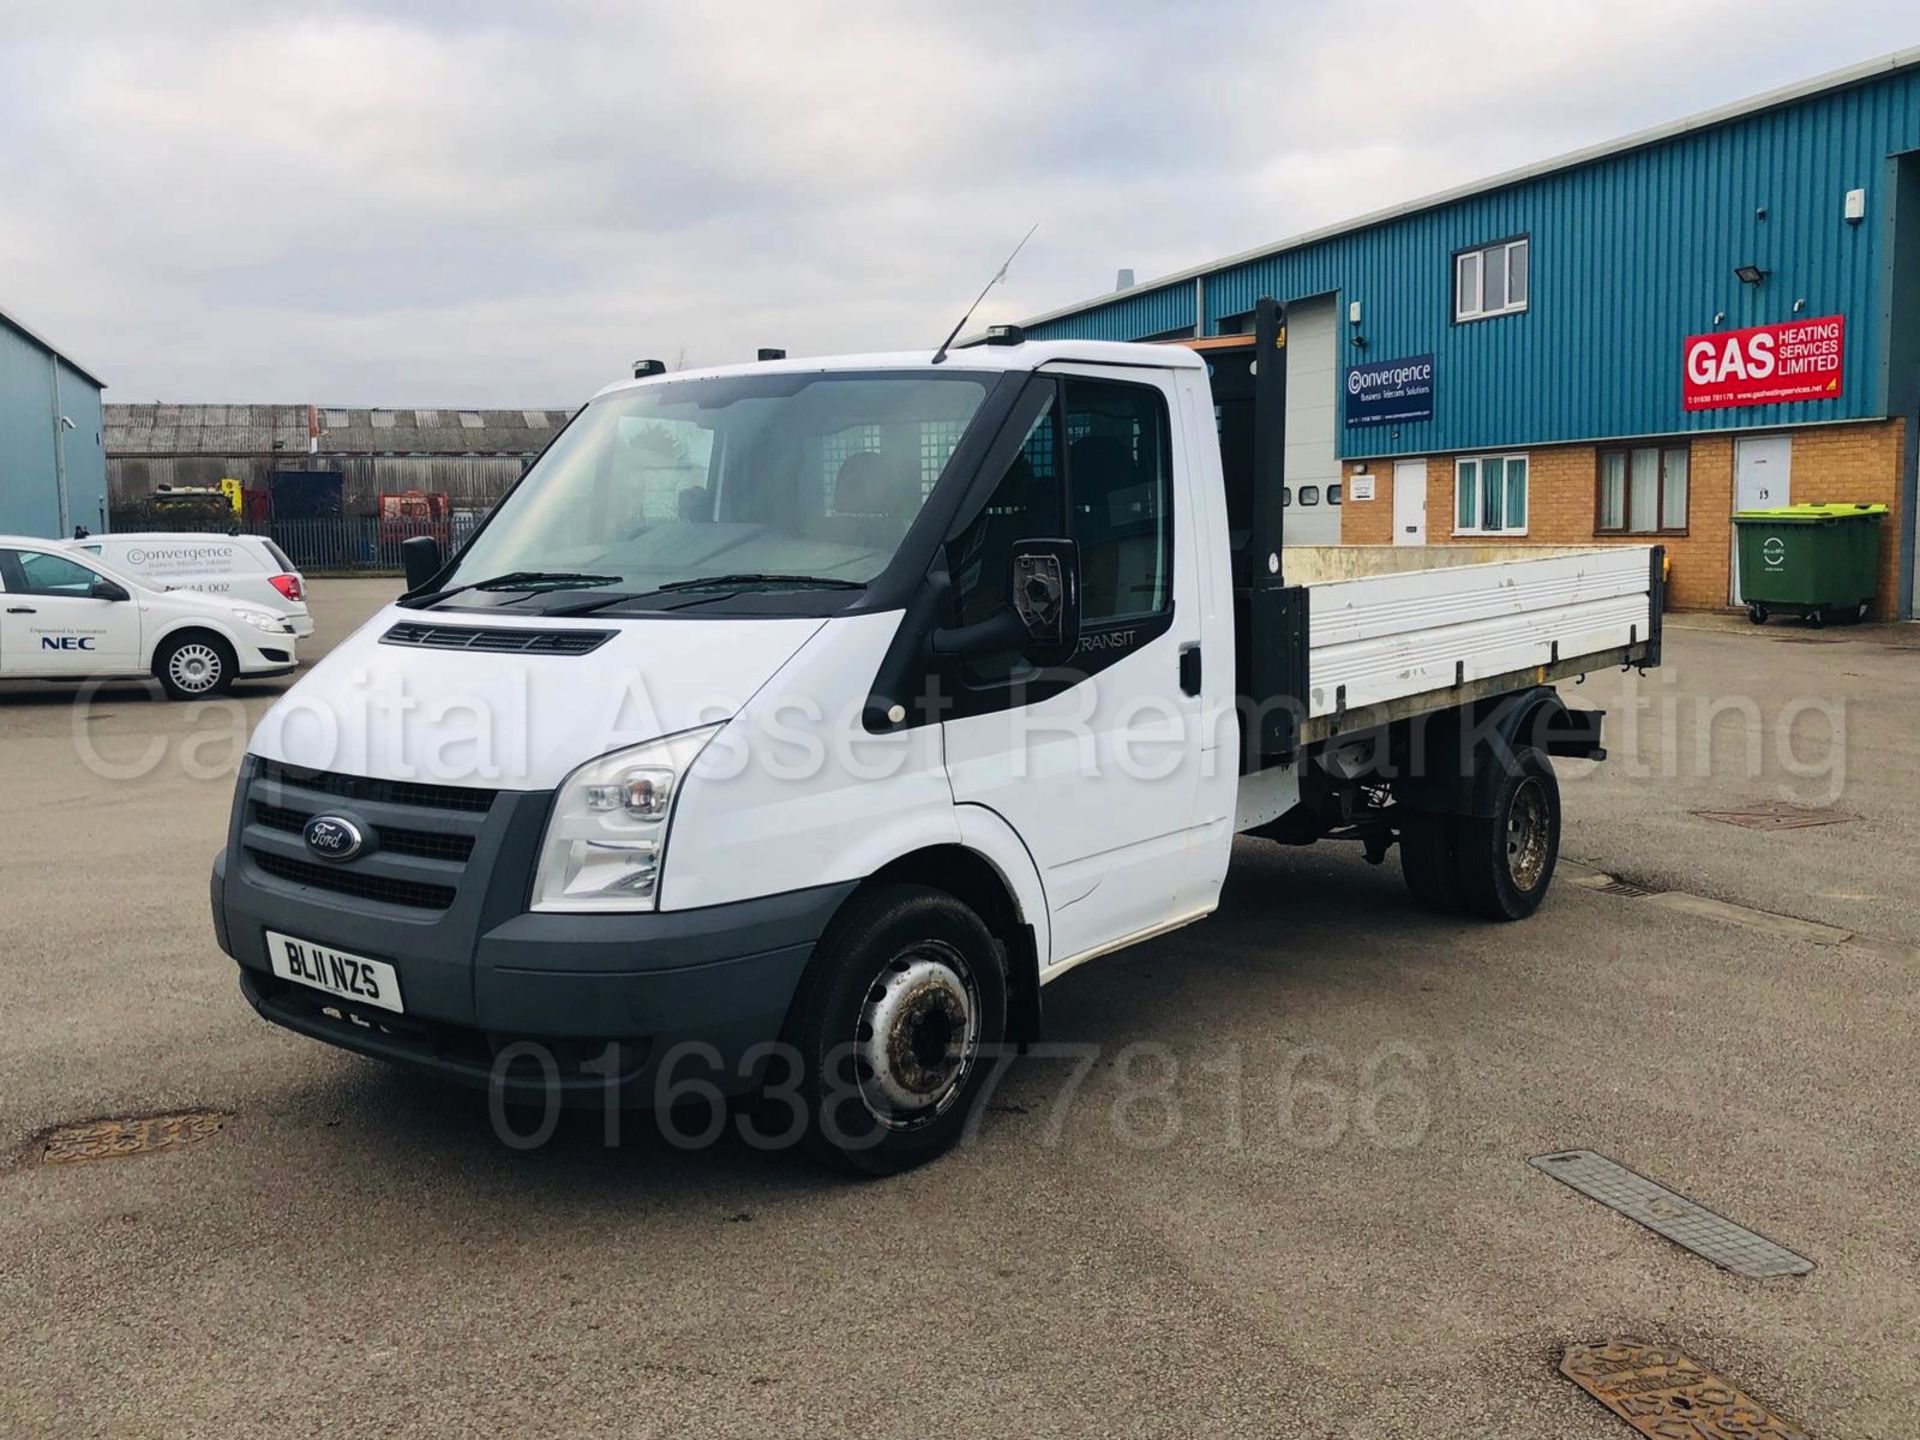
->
[[40, 636, 96, 652]]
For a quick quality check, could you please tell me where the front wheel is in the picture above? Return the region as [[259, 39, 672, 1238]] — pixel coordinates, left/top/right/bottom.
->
[[154, 632, 236, 700], [1450, 746, 1560, 921], [782, 884, 1008, 1175]]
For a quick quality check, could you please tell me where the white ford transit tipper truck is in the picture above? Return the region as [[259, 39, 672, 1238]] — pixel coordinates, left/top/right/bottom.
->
[[211, 300, 1662, 1172]]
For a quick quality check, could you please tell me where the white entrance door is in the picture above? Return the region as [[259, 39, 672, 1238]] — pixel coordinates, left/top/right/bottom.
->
[[1282, 295, 1340, 544], [1732, 435, 1792, 604], [1393, 459, 1427, 545]]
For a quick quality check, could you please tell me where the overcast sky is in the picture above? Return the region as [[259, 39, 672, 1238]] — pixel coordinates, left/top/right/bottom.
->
[[1, 1, 1914, 406]]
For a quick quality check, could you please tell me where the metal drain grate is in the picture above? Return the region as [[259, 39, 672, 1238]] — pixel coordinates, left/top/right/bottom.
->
[[1695, 803, 1854, 831], [1529, 1150, 1813, 1278], [1594, 878, 1657, 898], [1561, 1342, 1807, 1439], [35, 1110, 232, 1165]]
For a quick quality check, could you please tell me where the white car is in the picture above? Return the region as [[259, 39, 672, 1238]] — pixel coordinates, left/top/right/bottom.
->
[[0, 536, 300, 699], [71, 532, 314, 638]]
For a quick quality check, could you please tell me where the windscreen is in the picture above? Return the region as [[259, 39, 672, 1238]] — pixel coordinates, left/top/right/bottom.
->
[[439, 371, 991, 601]]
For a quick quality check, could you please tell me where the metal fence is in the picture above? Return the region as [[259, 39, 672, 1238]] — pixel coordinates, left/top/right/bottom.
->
[[102, 512, 487, 573]]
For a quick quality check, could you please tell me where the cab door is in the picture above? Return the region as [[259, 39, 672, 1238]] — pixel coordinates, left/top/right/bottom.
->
[[941, 367, 1210, 971], [0, 548, 142, 677]]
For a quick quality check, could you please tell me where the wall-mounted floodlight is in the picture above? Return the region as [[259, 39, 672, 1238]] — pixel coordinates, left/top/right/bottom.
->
[[1733, 264, 1768, 286]]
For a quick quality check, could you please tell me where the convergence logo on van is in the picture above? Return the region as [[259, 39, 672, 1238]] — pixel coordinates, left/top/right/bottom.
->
[[124, 544, 236, 570]]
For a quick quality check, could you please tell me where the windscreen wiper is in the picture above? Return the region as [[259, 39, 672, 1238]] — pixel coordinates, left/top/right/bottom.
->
[[405, 571, 622, 607], [651, 574, 866, 593], [549, 573, 866, 617]]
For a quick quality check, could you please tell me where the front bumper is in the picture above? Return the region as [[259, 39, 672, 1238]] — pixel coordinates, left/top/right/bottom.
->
[[211, 760, 852, 1105], [233, 631, 301, 674]]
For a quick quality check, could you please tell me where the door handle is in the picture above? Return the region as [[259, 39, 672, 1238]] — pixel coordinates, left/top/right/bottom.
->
[[7, 606, 35, 614], [1178, 642, 1202, 697]]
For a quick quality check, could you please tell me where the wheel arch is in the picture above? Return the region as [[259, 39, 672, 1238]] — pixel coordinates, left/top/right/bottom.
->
[[147, 619, 242, 672], [1396, 686, 1569, 819], [822, 840, 1045, 1047]]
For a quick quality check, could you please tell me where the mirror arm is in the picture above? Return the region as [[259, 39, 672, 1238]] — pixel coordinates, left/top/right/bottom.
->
[[929, 607, 1028, 657]]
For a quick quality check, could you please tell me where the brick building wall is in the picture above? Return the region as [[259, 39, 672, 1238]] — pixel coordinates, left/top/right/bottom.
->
[[1339, 419, 1906, 614]]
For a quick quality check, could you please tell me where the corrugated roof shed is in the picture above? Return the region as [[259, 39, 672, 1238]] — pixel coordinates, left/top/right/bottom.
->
[[104, 404, 574, 457]]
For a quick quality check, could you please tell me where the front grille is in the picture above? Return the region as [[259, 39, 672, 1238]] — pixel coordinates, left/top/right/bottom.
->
[[380, 622, 615, 656], [247, 849, 458, 911], [244, 760, 496, 914], [252, 802, 476, 863], [257, 761, 496, 814]]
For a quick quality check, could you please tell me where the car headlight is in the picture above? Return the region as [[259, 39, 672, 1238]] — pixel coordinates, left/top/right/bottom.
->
[[231, 608, 290, 634], [531, 725, 722, 912]]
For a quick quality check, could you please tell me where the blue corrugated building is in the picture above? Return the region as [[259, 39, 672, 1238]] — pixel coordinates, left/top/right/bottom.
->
[[1, 305, 108, 539], [1020, 49, 1920, 616]]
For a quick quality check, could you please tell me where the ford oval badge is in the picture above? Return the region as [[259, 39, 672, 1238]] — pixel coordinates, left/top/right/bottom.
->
[[303, 814, 365, 862]]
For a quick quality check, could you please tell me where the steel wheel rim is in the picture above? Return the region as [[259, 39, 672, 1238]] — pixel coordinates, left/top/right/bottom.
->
[[852, 939, 981, 1132], [168, 643, 222, 694], [1506, 776, 1550, 892]]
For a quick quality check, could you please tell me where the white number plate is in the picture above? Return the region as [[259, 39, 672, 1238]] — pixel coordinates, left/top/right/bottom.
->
[[266, 931, 404, 1014]]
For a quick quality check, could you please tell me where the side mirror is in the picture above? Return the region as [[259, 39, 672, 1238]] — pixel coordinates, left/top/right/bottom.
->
[[89, 577, 130, 602], [400, 534, 443, 593], [1008, 537, 1080, 665], [931, 537, 1081, 667]]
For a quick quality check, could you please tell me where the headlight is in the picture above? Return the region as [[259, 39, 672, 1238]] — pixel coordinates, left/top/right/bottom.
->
[[231, 608, 289, 633], [531, 725, 722, 912]]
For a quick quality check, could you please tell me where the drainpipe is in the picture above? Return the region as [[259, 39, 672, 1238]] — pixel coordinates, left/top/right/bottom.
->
[[49, 352, 70, 537]]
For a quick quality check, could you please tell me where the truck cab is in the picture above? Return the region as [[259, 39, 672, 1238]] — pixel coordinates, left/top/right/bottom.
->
[[213, 314, 1657, 1172]]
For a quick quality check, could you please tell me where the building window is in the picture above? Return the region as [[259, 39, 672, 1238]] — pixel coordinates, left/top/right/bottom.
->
[[1454, 455, 1528, 535], [1455, 237, 1529, 322], [1597, 444, 1689, 534], [1328, 481, 1342, 505]]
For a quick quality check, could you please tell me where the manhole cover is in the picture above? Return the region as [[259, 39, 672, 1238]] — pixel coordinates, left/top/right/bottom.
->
[[1529, 1151, 1813, 1278], [1695, 803, 1854, 831], [34, 1110, 232, 1165], [1561, 1341, 1807, 1438]]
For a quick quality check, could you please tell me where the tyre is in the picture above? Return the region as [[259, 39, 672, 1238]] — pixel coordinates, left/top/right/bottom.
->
[[782, 883, 1008, 1176], [1807, 608, 1825, 629], [1399, 811, 1465, 913], [154, 632, 236, 700], [1853, 601, 1871, 623], [1747, 603, 1768, 625], [1450, 745, 1560, 921]]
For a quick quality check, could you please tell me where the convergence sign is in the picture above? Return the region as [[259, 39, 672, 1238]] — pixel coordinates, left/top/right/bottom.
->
[[1682, 315, 1844, 411]]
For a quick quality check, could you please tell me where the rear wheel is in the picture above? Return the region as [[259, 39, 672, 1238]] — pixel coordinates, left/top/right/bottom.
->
[[1747, 603, 1768, 625], [154, 632, 236, 700], [1399, 812, 1465, 913], [1450, 745, 1560, 921], [782, 884, 1008, 1176]]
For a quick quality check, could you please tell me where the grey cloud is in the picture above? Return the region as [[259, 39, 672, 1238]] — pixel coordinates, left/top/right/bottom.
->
[[0, 0, 1913, 405]]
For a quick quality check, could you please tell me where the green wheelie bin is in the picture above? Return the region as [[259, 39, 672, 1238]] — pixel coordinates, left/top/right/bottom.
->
[[1732, 502, 1887, 626]]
